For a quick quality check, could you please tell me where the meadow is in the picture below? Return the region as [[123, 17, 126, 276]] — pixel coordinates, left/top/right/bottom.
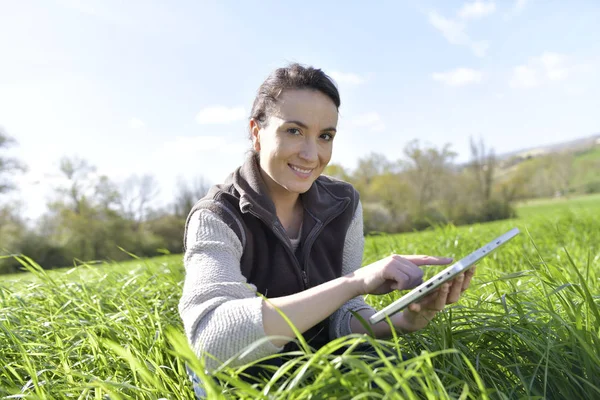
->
[[1, 196, 599, 399]]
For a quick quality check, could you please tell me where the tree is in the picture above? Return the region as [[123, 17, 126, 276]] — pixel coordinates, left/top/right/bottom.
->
[[172, 176, 210, 218], [367, 172, 414, 231], [58, 156, 96, 214], [354, 153, 395, 184], [468, 136, 496, 202], [352, 153, 396, 200], [550, 152, 574, 196], [120, 174, 160, 224], [323, 163, 350, 181], [0, 203, 27, 274], [0, 127, 26, 195], [402, 140, 457, 215], [96, 175, 122, 212]]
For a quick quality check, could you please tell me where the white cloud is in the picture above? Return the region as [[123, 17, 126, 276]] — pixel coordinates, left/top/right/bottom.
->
[[514, 0, 529, 13], [510, 65, 539, 88], [128, 118, 145, 129], [196, 106, 246, 125], [432, 68, 483, 86], [470, 41, 490, 58], [540, 52, 569, 80], [429, 12, 468, 45], [329, 71, 366, 85], [458, 1, 496, 20], [428, 11, 489, 57], [510, 52, 571, 89], [348, 112, 386, 132]]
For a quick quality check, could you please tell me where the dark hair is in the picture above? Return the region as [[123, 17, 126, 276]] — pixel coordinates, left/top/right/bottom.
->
[[249, 63, 340, 137]]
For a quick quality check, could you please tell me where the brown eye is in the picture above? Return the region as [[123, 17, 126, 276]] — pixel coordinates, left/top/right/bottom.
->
[[287, 128, 301, 135], [320, 133, 334, 141]]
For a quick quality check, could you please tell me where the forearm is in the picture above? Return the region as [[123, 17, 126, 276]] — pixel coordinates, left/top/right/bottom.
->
[[263, 275, 358, 347]]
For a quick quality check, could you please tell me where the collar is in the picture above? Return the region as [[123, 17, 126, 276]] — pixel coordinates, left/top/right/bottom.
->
[[229, 153, 350, 224]]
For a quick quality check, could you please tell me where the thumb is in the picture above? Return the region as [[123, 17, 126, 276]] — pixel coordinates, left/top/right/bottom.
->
[[400, 255, 453, 266]]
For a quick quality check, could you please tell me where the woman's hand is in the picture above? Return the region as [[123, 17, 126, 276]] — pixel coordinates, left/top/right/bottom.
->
[[347, 254, 454, 296], [394, 266, 477, 332]]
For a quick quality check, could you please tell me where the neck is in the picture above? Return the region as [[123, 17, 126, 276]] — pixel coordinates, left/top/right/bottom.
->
[[258, 169, 301, 217], [273, 191, 300, 217]]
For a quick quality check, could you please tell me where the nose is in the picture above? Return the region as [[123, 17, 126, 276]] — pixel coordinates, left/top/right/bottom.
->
[[299, 137, 318, 163]]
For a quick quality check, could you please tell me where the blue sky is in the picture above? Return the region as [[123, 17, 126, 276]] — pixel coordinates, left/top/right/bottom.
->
[[1, 0, 599, 219]]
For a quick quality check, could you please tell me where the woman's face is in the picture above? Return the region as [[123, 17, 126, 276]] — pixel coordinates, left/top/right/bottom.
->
[[250, 89, 338, 196]]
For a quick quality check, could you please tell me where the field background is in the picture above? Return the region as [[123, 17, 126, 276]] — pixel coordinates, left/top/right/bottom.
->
[[1, 196, 599, 399]]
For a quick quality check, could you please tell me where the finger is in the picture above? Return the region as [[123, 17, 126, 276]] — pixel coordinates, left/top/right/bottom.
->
[[462, 266, 476, 292], [388, 269, 412, 290], [414, 289, 440, 308], [433, 283, 451, 310], [389, 257, 424, 289], [383, 262, 420, 291], [447, 274, 465, 303], [399, 255, 454, 266], [409, 285, 446, 313]]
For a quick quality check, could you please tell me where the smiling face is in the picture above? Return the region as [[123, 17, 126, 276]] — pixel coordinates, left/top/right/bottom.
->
[[250, 89, 338, 198]]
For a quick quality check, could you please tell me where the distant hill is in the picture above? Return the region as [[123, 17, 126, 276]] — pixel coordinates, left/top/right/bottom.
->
[[493, 133, 600, 197], [498, 133, 600, 161]]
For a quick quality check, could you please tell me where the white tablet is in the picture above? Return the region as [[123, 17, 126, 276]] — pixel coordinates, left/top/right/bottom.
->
[[369, 227, 520, 325]]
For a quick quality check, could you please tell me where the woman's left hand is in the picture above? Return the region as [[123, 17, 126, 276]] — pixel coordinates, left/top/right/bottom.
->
[[394, 266, 476, 332]]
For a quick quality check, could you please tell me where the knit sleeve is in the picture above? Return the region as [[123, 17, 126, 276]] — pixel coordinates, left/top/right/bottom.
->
[[178, 209, 283, 371], [329, 200, 376, 338]]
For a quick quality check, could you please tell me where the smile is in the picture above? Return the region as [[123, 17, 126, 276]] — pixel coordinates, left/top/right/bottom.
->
[[289, 164, 314, 176]]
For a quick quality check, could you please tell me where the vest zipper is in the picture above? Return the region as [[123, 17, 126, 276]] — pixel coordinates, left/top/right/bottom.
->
[[247, 198, 350, 290], [273, 221, 310, 289], [247, 209, 309, 290], [300, 201, 350, 285]]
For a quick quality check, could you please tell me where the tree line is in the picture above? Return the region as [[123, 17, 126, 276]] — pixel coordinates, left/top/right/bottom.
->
[[1, 128, 212, 274], [3, 125, 596, 274], [325, 138, 515, 234]]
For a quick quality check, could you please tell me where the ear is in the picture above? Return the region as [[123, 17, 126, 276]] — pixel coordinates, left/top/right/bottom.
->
[[249, 119, 261, 152]]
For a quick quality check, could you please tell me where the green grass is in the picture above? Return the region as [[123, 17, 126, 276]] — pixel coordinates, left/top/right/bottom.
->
[[572, 145, 600, 190], [497, 144, 600, 194], [516, 193, 600, 219], [1, 198, 599, 399]]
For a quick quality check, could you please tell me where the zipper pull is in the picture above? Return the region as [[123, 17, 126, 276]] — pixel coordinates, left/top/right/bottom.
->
[[302, 270, 309, 286]]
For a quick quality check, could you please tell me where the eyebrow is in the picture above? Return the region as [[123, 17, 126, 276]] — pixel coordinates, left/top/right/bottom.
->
[[285, 120, 337, 133]]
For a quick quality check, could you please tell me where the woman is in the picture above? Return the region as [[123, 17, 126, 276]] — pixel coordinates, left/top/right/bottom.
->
[[179, 63, 474, 392]]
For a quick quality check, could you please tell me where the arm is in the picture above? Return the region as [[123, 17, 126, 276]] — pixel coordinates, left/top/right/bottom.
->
[[350, 263, 476, 336], [179, 209, 361, 370], [179, 209, 283, 370], [329, 201, 377, 339], [326, 201, 415, 338], [330, 201, 475, 338], [180, 207, 467, 370]]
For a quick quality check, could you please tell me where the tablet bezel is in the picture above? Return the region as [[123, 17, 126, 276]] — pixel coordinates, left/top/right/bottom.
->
[[368, 227, 520, 325]]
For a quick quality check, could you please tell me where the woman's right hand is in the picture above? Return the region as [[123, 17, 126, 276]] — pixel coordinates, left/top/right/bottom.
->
[[347, 255, 454, 296]]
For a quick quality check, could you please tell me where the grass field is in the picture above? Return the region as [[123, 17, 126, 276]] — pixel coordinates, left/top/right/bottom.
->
[[516, 193, 600, 219], [573, 145, 600, 189], [1, 195, 599, 399]]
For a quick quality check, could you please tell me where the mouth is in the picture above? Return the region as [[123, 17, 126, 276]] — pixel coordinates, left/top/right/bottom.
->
[[288, 163, 315, 178]]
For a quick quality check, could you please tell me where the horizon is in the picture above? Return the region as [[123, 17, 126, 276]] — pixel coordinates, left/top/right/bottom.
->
[[1, 0, 599, 220]]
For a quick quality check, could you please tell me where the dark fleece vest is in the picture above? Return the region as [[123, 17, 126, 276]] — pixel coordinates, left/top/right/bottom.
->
[[183, 154, 360, 351]]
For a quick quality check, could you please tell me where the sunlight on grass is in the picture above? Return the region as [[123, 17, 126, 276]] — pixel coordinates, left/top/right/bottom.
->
[[1, 201, 599, 398]]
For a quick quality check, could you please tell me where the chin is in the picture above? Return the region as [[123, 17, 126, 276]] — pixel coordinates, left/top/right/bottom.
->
[[286, 184, 312, 194], [281, 179, 314, 194]]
